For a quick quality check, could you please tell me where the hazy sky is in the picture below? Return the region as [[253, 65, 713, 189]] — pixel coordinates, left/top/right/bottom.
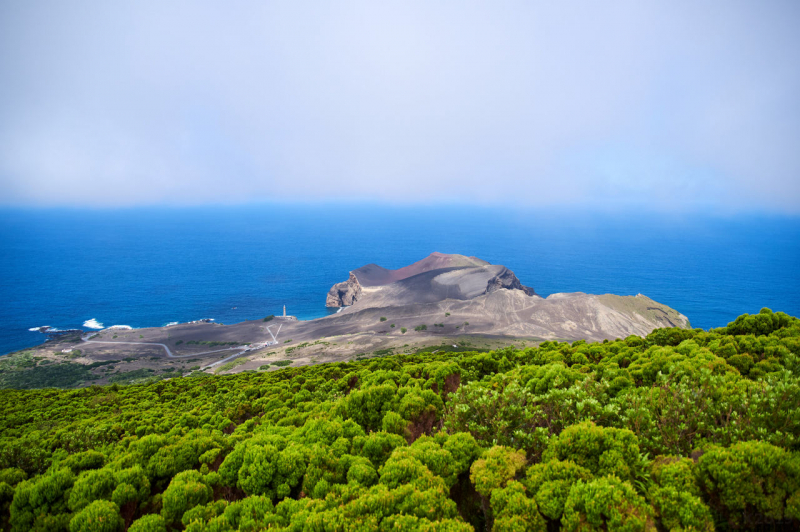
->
[[1, 1, 798, 212]]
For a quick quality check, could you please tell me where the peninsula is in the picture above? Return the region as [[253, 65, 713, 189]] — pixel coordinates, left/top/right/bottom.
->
[[1, 253, 689, 388]]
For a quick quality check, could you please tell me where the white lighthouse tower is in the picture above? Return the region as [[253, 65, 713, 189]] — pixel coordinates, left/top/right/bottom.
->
[[277, 304, 296, 321]]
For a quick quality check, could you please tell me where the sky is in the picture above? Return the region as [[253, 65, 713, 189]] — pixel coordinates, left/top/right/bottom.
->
[[1, 1, 798, 213]]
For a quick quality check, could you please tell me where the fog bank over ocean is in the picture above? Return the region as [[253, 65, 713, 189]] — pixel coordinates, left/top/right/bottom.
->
[[1, 205, 798, 355]]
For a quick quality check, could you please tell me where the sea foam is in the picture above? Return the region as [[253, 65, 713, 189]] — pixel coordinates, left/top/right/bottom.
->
[[29, 326, 51, 332], [107, 325, 133, 330], [83, 319, 104, 329]]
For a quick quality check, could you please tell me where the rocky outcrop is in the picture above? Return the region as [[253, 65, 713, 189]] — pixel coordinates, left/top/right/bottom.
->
[[326, 272, 362, 307], [485, 266, 536, 296]]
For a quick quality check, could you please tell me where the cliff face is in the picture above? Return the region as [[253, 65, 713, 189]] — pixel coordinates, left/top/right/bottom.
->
[[486, 266, 536, 296], [326, 272, 362, 307]]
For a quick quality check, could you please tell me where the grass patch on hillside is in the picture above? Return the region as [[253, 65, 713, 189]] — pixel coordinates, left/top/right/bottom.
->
[[355, 347, 396, 361], [107, 368, 156, 383], [0, 361, 96, 389], [186, 340, 239, 347], [411, 343, 491, 355], [259, 360, 293, 370], [0, 352, 128, 389], [286, 342, 309, 354], [0, 352, 37, 371], [598, 294, 689, 328], [215, 358, 248, 374]]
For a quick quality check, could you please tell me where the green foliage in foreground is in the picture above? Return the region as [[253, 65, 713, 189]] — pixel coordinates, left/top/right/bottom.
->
[[0, 308, 799, 531]]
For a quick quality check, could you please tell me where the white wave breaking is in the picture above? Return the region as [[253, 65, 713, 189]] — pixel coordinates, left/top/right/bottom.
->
[[187, 318, 215, 324], [83, 319, 104, 329], [107, 325, 133, 330], [29, 325, 51, 332], [164, 321, 178, 327]]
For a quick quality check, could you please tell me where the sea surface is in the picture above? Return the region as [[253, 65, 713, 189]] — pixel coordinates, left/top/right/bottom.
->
[[1, 205, 798, 355]]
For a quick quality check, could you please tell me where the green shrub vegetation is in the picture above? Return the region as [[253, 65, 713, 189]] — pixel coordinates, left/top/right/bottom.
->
[[0, 308, 798, 530], [415, 324, 428, 331], [263, 315, 275, 323]]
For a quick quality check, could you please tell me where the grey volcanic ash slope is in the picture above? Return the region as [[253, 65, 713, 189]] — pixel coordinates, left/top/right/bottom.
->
[[324, 252, 688, 341], [326, 252, 534, 307]]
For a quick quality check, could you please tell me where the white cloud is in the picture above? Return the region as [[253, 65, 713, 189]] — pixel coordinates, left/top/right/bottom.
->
[[1, 1, 798, 212]]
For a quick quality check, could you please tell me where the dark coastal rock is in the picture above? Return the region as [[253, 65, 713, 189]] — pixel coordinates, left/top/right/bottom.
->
[[485, 266, 536, 296], [326, 272, 363, 307]]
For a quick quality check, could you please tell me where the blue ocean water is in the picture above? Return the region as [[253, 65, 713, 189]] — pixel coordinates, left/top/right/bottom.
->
[[1, 205, 798, 355]]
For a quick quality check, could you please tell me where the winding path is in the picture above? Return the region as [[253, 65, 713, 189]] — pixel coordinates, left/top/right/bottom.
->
[[81, 335, 245, 359], [81, 336, 250, 371], [81, 324, 282, 371]]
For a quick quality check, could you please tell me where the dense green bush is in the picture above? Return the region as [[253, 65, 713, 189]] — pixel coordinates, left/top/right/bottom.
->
[[127, 514, 166, 532], [0, 309, 798, 530], [561, 475, 653, 531], [695, 440, 800, 527], [161, 470, 213, 526], [68, 500, 123, 532]]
